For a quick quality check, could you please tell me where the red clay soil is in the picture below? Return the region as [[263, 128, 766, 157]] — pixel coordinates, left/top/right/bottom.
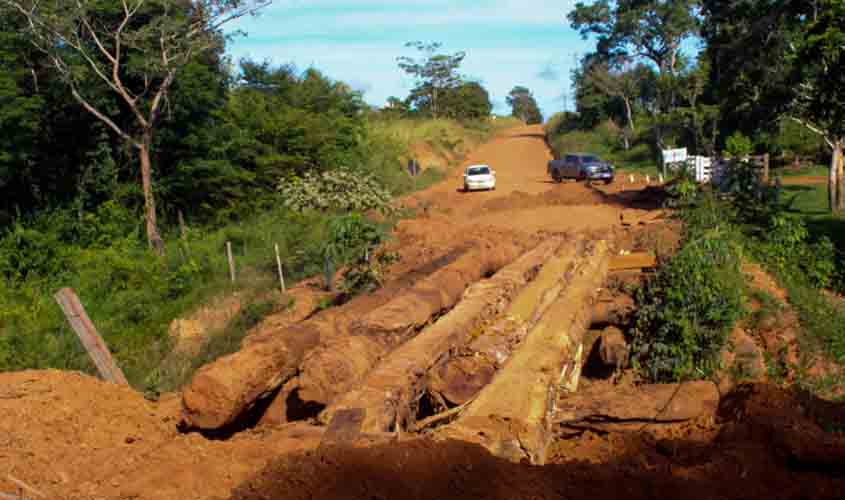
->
[[231, 384, 845, 500], [781, 175, 827, 185]]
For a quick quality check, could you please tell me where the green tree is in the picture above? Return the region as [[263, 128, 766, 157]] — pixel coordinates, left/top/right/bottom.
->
[[568, 0, 699, 77], [2, 0, 270, 253], [703, 0, 845, 212], [790, 0, 845, 212], [583, 59, 646, 149], [397, 41, 465, 118], [569, 0, 700, 147], [441, 81, 492, 121], [506, 86, 543, 124]]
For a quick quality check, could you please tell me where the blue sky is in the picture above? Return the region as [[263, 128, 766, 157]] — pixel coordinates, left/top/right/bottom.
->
[[225, 0, 593, 117]]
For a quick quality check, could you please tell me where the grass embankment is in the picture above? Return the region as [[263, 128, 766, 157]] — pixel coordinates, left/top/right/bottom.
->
[[0, 117, 518, 392]]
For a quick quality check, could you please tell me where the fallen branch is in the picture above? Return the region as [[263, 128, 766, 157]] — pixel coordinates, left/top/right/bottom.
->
[[415, 397, 476, 431]]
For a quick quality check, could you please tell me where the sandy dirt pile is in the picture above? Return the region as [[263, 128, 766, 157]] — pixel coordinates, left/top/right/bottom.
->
[[231, 383, 845, 500]]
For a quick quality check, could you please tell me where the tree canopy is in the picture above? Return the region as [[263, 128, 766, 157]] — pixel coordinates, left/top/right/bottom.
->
[[507, 86, 543, 124]]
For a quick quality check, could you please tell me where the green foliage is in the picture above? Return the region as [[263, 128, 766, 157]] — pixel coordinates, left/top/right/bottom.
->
[[725, 132, 753, 157], [631, 197, 747, 382], [545, 119, 658, 173], [337, 251, 399, 296], [279, 169, 394, 215], [324, 213, 386, 263], [0, 206, 340, 389], [397, 41, 466, 118], [507, 86, 543, 124]]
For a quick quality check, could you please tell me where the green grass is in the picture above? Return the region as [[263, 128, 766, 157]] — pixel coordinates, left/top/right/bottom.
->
[[780, 183, 845, 254], [545, 121, 660, 176], [0, 207, 335, 390], [368, 116, 522, 168], [778, 164, 828, 177]]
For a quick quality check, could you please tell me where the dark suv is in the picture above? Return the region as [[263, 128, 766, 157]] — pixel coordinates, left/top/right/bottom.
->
[[547, 153, 614, 184]]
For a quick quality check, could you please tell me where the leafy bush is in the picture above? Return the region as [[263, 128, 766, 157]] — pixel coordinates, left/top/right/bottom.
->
[[720, 160, 783, 223], [278, 169, 394, 215], [632, 194, 747, 382], [632, 224, 746, 381], [725, 131, 754, 157]]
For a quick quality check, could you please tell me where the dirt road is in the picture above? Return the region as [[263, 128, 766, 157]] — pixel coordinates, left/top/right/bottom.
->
[[2, 125, 842, 500]]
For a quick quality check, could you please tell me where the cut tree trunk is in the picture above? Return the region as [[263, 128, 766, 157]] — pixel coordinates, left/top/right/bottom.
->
[[138, 134, 165, 255], [318, 238, 569, 433], [437, 240, 610, 465]]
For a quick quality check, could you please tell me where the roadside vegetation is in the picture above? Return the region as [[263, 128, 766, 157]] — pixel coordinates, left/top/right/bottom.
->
[[631, 164, 845, 392], [0, 7, 521, 392]]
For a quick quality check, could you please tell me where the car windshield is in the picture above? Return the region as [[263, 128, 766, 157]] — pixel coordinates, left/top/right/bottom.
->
[[467, 166, 490, 176], [580, 155, 600, 164]]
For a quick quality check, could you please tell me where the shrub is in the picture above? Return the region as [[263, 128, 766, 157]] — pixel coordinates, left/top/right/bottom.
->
[[725, 131, 753, 157], [278, 169, 394, 215], [632, 197, 747, 382]]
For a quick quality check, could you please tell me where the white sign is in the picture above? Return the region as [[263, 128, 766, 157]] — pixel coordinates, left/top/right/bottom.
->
[[661, 148, 688, 164]]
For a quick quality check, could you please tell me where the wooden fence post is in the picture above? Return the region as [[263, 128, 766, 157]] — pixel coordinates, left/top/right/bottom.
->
[[275, 243, 286, 293], [54, 288, 129, 386], [227, 241, 236, 283]]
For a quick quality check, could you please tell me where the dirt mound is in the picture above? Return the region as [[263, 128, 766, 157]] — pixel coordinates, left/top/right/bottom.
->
[[0, 370, 325, 499], [231, 383, 845, 500], [479, 185, 608, 213]]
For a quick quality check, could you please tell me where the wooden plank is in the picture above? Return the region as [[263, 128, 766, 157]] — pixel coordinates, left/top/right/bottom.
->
[[610, 253, 656, 271], [54, 288, 129, 386]]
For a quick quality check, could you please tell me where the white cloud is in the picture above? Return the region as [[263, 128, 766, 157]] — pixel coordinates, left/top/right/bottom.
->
[[225, 1, 589, 115]]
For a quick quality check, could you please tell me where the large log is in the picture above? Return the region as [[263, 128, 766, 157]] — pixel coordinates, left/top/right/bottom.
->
[[294, 238, 523, 407], [553, 381, 720, 434], [181, 320, 326, 430], [183, 238, 518, 431], [437, 240, 609, 465], [319, 238, 571, 432]]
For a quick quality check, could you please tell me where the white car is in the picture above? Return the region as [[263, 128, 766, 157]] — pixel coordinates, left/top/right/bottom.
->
[[463, 164, 496, 192]]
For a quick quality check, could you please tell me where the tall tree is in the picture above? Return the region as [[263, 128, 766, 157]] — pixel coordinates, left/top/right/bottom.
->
[[702, 0, 845, 212], [507, 86, 543, 124], [569, 0, 699, 147], [440, 81, 493, 121], [584, 59, 645, 149], [3, 0, 271, 253], [790, 0, 845, 211], [569, 0, 699, 77], [397, 41, 465, 118]]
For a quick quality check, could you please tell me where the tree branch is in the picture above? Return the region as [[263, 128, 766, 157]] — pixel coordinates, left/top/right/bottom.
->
[[69, 84, 137, 148], [788, 116, 834, 149]]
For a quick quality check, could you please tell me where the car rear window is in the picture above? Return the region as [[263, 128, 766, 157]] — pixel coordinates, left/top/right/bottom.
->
[[565, 155, 578, 162], [467, 166, 490, 175], [581, 155, 600, 163]]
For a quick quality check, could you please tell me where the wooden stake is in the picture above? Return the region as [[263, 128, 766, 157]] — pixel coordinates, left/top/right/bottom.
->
[[178, 209, 187, 241], [275, 243, 286, 293], [54, 288, 129, 386], [227, 241, 236, 283]]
